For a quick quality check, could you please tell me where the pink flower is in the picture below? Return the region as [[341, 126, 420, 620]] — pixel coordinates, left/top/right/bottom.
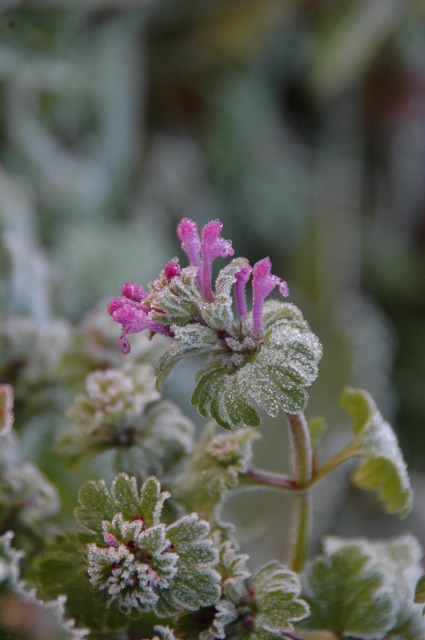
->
[[234, 263, 252, 319], [177, 218, 201, 268], [198, 220, 234, 302], [252, 258, 289, 336]]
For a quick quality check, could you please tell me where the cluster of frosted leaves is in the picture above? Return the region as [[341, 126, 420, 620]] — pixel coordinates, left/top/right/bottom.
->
[[59, 364, 194, 477], [302, 535, 425, 639], [75, 473, 221, 618], [228, 562, 309, 640], [0, 531, 88, 640], [157, 555, 309, 640], [192, 301, 323, 429], [0, 432, 60, 536], [177, 423, 259, 521], [170, 539, 251, 640], [341, 388, 413, 518]]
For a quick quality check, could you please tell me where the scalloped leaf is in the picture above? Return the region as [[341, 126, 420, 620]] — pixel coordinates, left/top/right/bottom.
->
[[302, 541, 396, 639], [253, 561, 310, 634], [74, 474, 169, 537], [155, 323, 217, 390], [191, 302, 322, 429], [341, 388, 413, 518], [322, 535, 425, 639], [32, 535, 126, 632]]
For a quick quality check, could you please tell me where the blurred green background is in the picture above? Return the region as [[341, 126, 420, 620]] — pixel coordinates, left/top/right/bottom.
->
[[1, 0, 425, 559]]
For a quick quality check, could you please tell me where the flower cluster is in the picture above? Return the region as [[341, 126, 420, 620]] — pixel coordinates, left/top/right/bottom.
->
[[108, 218, 288, 355], [108, 219, 321, 429], [60, 364, 194, 477]]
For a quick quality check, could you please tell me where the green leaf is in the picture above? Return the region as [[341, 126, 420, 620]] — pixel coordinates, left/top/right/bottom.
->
[[155, 324, 217, 390], [32, 534, 126, 632], [321, 535, 425, 640], [302, 541, 396, 639], [341, 388, 413, 518], [74, 473, 169, 537], [192, 302, 322, 429], [252, 561, 310, 634]]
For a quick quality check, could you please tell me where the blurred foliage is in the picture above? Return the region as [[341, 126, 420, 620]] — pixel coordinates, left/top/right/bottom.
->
[[0, 0, 425, 579]]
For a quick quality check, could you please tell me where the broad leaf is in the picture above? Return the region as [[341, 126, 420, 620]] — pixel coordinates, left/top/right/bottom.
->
[[253, 561, 310, 634], [302, 540, 396, 639], [192, 302, 322, 429], [341, 388, 413, 518]]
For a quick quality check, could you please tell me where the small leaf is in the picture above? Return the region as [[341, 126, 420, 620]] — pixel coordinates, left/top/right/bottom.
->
[[302, 541, 396, 639], [253, 561, 310, 633], [307, 417, 327, 453], [341, 388, 413, 518], [155, 324, 217, 390], [75, 474, 169, 537], [74, 480, 117, 535]]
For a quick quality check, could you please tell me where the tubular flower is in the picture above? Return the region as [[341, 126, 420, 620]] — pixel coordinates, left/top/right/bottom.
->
[[108, 217, 322, 428]]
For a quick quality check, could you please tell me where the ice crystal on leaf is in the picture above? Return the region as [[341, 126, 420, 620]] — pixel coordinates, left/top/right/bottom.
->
[[340, 388, 413, 518], [0, 531, 88, 639], [108, 218, 322, 429], [76, 474, 220, 617]]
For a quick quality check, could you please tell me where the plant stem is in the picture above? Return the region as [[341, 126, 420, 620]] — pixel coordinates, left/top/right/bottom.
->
[[241, 467, 297, 491], [305, 445, 362, 489], [286, 412, 313, 573]]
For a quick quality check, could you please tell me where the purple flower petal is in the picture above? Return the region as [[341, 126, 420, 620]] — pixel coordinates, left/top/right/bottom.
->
[[234, 263, 252, 319], [198, 220, 234, 301], [252, 258, 289, 335], [163, 258, 181, 280], [177, 218, 201, 267], [121, 282, 148, 303]]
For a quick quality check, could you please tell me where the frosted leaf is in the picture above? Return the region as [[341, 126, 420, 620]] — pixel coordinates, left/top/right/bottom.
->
[[341, 388, 413, 518], [177, 423, 260, 521], [302, 541, 397, 639], [156, 324, 217, 390], [306, 535, 425, 639], [0, 532, 89, 639], [149, 266, 203, 326], [192, 302, 322, 429]]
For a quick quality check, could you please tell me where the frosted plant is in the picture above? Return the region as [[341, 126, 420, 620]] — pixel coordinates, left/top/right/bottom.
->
[[60, 364, 193, 477], [108, 218, 322, 428], [75, 473, 221, 617], [9, 216, 423, 639]]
